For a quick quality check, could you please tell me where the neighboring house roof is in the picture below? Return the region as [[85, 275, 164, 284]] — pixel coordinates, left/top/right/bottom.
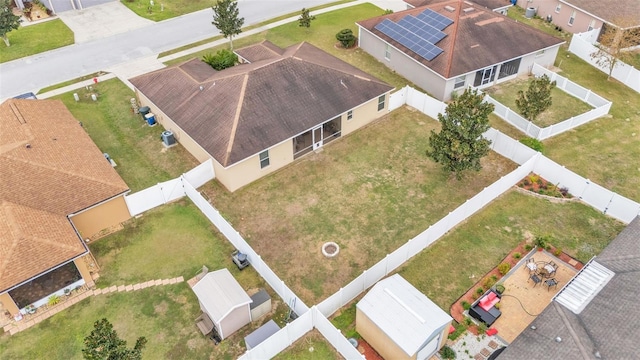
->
[[358, 0, 564, 79], [561, 0, 640, 28], [234, 40, 285, 63], [0, 99, 129, 293], [357, 274, 452, 356], [499, 216, 640, 360], [405, 0, 510, 10], [130, 42, 393, 167], [192, 269, 252, 322]]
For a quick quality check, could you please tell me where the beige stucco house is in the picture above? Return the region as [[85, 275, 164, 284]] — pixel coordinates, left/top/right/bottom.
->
[[356, 274, 453, 360], [130, 41, 394, 192], [357, 0, 564, 101], [0, 99, 130, 318]]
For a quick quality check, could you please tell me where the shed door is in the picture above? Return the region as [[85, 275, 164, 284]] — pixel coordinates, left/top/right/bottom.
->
[[417, 335, 439, 360]]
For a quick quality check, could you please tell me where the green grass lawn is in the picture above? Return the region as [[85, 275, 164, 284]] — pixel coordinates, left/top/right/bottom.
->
[[165, 4, 421, 91], [398, 190, 625, 310], [506, 6, 569, 41], [120, 0, 212, 21], [54, 79, 199, 192], [203, 106, 518, 305], [0, 19, 74, 63], [274, 330, 341, 360], [485, 77, 594, 127]]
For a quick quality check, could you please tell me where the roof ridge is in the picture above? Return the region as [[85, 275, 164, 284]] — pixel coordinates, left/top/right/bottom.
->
[[443, 1, 464, 78], [0, 203, 21, 284], [223, 74, 249, 166], [552, 302, 593, 358], [258, 40, 282, 56]]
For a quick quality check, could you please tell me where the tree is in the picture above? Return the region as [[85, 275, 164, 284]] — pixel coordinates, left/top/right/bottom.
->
[[82, 318, 147, 360], [298, 8, 315, 30], [426, 88, 493, 179], [336, 29, 356, 48], [211, 0, 244, 51], [515, 74, 556, 122], [590, 20, 640, 80], [202, 48, 238, 70], [1, 0, 22, 47]]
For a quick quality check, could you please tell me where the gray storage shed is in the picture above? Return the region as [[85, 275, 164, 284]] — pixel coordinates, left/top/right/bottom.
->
[[249, 289, 272, 321], [192, 268, 252, 339], [244, 319, 281, 350]]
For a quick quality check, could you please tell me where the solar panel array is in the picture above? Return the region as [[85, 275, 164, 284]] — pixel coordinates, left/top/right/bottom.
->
[[374, 9, 453, 61]]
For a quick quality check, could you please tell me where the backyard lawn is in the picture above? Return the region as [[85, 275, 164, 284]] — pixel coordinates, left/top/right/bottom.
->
[[54, 79, 199, 192], [484, 77, 594, 128], [399, 189, 625, 311], [165, 3, 422, 91], [0, 19, 74, 63], [204, 106, 518, 305], [274, 330, 342, 360]]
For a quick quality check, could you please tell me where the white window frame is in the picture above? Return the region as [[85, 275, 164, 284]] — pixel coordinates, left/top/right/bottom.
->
[[384, 44, 391, 61], [259, 150, 270, 169], [535, 49, 545, 58], [454, 75, 465, 89], [377, 95, 385, 111], [568, 11, 576, 26], [587, 19, 595, 31], [555, 3, 561, 13], [347, 110, 353, 120]]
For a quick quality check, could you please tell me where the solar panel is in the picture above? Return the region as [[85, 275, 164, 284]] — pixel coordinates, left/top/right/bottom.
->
[[374, 19, 444, 61], [416, 9, 453, 31], [398, 16, 446, 45]]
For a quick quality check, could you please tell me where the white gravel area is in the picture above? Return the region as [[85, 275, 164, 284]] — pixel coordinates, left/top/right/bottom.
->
[[448, 331, 507, 359]]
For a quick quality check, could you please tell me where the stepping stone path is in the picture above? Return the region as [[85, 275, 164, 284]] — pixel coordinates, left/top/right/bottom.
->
[[2, 276, 184, 336]]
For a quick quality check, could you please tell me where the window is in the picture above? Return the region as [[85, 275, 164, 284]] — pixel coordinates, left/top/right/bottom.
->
[[384, 44, 391, 60], [497, 58, 521, 79], [347, 110, 353, 120], [535, 49, 545, 57], [259, 150, 269, 169], [587, 19, 595, 32], [555, 3, 561, 13], [473, 65, 497, 87], [568, 11, 576, 26], [377, 95, 385, 111], [454, 76, 466, 89]]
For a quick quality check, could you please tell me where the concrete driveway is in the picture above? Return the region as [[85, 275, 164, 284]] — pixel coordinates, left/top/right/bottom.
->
[[57, 2, 153, 43]]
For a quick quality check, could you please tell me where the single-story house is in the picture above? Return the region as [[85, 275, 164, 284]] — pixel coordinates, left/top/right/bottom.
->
[[0, 99, 130, 318], [130, 41, 394, 192], [515, 0, 640, 37], [192, 269, 253, 340], [357, 0, 564, 101], [498, 216, 640, 359], [356, 274, 452, 360], [405, 0, 513, 15]]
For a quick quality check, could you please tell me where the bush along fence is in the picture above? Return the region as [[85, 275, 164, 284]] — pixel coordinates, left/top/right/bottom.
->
[[484, 63, 612, 140], [568, 29, 640, 93]]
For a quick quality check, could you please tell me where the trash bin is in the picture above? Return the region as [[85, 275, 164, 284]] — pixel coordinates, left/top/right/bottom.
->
[[145, 113, 157, 126], [139, 106, 150, 120]]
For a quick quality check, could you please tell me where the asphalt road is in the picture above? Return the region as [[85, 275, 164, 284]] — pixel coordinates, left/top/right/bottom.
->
[[0, 0, 331, 99]]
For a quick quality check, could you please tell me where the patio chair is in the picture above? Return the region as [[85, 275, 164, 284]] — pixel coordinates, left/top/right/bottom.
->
[[545, 278, 558, 291], [525, 258, 537, 274], [528, 273, 542, 287]]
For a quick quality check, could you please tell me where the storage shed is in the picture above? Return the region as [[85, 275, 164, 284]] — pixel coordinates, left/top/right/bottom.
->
[[244, 319, 281, 350], [192, 269, 252, 339], [249, 289, 271, 321], [356, 274, 452, 360]]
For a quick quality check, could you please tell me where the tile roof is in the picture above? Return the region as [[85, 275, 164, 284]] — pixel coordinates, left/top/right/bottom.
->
[[358, 0, 564, 79], [0, 99, 129, 293], [562, 0, 640, 28], [130, 42, 393, 167], [498, 216, 640, 360]]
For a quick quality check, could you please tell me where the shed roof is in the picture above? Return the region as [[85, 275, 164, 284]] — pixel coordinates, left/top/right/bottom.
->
[[561, 0, 640, 28], [192, 269, 252, 322], [130, 42, 393, 167], [0, 99, 129, 293], [357, 274, 452, 356], [244, 319, 280, 350]]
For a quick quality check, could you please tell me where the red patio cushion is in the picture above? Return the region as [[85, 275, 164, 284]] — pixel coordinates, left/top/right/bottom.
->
[[479, 293, 500, 311], [486, 328, 498, 336]]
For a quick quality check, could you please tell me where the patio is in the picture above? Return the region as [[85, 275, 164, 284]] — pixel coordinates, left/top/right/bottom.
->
[[492, 251, 580, 342]]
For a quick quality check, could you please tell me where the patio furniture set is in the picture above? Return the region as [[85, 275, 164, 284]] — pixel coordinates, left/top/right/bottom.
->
[[469, 289, 502, 327], [526, 258, 559, 291]]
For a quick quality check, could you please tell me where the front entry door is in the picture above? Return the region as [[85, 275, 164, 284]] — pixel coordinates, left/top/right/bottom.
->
[[312, 125, 323, 150]]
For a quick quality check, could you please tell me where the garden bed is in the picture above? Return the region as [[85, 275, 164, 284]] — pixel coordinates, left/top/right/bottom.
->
[[517, 173, 572, 199]]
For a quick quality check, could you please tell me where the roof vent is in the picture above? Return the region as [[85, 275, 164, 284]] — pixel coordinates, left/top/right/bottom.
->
[[199, 85, 204, 91], [444, 5, 455, 12], [25, 143, 31, 149], [463, 7, 474, 14]]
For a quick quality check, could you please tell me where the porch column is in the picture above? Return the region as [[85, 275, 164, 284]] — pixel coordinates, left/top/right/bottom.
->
[[74, 256, 96, 287], [0, 292, 20, 316]]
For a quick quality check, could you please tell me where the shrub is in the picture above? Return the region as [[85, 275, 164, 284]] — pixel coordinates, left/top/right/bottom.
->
[[513, 252, 522, 259], [554, 248, 563, 256], [461, 301, 471, 310], [535, 234, 554, 249], [498, 262, 511, 275], [524, 244, 533, 251], [559, 186, 571, 197], [477, 322, 488, 335], [520, 137, 544, 153], [48, 295, 60, 306], [202, 49, 238, 71], [494, 302, 501, 309], [483, 276, 496, 289], [383, 9, 393, 15], [335, 29, 356, 48], [440, 345, 456, 359], [463, 317, 473, 326], [448, 322, 467, 341], [476, 287, 485, 296], [495, 284, 505, 294]]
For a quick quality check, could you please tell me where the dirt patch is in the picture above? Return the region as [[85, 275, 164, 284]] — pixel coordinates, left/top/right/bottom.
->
[[154, 301, 168, 315]]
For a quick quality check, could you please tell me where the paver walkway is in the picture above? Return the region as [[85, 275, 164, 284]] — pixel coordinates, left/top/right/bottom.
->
[[2, 276, 184, 336]]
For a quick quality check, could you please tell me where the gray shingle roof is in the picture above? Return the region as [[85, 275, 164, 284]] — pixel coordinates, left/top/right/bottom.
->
[[499, 216, 640, 360], [131, 42, 393, 167]]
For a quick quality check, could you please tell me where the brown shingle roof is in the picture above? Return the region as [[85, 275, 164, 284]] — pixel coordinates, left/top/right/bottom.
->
[[131, 42, 393, 167], [405, 0, 509, 10], [234, 40, 286, 63], [358, 0, 564, 78], [563, 0, 640, 28], [0, 99, 129, 292]]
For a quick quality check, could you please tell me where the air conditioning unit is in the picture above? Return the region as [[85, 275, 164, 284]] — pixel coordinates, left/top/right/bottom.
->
[[161, 130, 176, 147]]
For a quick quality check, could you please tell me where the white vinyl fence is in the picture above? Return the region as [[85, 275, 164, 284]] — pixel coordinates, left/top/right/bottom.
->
[[485, 64, 612, 140], [569, 29, 640, 93]]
